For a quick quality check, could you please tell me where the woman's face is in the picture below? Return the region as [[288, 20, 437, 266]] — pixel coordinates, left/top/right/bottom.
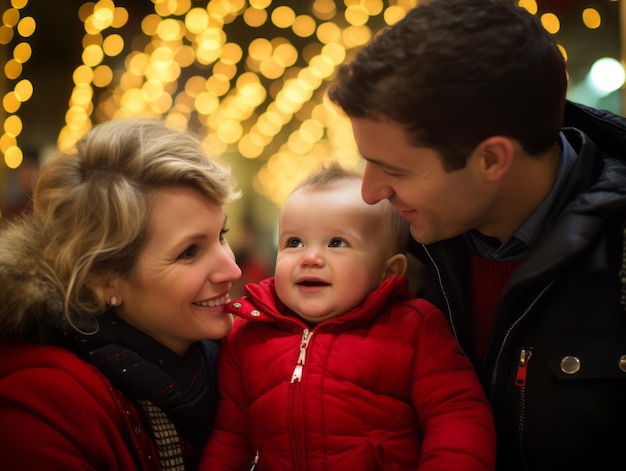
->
[[113, 186, 241, 356]]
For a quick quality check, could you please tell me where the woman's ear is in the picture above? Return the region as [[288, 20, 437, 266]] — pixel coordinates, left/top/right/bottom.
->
[[85, 271, 118, 306], [383, 253, 408, 280]]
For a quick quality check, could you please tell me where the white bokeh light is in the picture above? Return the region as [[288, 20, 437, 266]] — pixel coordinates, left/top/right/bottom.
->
[[588, 57, 625, 95]]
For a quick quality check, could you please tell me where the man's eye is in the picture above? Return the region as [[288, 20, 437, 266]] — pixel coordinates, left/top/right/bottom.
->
[[178, 245, 199, 260], [329, 238, 347, 248], [286, 238, 303, 248]]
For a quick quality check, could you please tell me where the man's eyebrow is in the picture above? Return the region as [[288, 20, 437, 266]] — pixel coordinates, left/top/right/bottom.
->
[[363, 156, 406, 173]]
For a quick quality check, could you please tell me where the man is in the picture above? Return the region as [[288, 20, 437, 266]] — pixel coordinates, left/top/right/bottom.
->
[[327, 0, 626, 470]]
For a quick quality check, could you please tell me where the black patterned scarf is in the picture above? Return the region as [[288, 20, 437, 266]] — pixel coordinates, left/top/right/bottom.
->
[[54, 313, 219, 471]]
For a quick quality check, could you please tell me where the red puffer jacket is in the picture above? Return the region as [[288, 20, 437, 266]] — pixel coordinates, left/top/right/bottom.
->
[[201, 276, 495, 471]]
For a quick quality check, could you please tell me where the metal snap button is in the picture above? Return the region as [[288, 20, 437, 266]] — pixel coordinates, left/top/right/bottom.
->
[[251, 310, 261, 317], [560, 356, 581, 375], [618, 355, 626, 373], [232, 302, 241, 308]]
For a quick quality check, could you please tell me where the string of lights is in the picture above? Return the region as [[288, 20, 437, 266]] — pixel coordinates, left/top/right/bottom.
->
[[0, 0, 34, 170], [1, 0, 622, 208]]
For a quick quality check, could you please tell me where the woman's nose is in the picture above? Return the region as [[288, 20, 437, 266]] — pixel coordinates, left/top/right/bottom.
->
[[212, 246, 242, 283]]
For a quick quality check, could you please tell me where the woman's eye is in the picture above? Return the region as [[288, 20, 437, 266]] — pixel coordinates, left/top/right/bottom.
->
[[178, 245, 199, 260], [220, 227, 230, 243], [329, 238, 347, 248], [286, 238, 303, 248]]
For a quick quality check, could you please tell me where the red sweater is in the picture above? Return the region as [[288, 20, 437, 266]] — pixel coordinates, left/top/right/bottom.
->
[[469, 253, 521, 360]]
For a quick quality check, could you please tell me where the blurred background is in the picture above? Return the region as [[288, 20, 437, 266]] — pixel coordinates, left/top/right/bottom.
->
[[0, 0, 624, 291]]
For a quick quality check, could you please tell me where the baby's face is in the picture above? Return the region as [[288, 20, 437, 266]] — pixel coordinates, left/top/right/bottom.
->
[[275, 182, 392, 324]]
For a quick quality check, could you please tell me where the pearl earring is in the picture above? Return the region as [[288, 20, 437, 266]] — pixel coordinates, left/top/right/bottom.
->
[[110, 296, 118, 306]]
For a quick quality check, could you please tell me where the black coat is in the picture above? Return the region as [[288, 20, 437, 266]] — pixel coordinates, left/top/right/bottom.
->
[[408, 101, 626, 471]]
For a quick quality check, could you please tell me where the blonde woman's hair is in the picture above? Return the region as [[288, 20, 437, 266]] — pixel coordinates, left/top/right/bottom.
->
[[293, 163, 409, 254], [0, 118, 239, 340]]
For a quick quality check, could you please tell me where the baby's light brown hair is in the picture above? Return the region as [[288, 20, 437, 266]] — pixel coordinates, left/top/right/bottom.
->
[[292, 163, 410, 255]]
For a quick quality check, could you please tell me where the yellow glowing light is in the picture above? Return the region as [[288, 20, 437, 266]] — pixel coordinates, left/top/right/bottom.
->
[[11, 0, 29, 8], [185, 8, 210, 33], [4, 146, 23, 169], [342, 25, 373, 49], [383, 6, 406, 25], [16, 16, 35, 37], [345, 5, 369, 26], [71, 84, 94, 106], [216, 119, 243, 144], [156, 18, 183, 41], [362, 0, 384, 16], [206, 75, 231, 96], [13, 42, 32, 62], [316, 21, 342, 44], [243, 7, 267, 27], [312, 0, 337, 20], [540, 13, 560, 34], [112, 7, 129, 28], [0, 25, 14, 45], [92, 6, 114, 31], [221, 42, 244, 65], [250, 0, 271, 8], [0, 134, 17, 153], [14, 79, 33, 101], [519, 0, 538, 15], [3, 91, 20, 113], [120, 88, 147, 114], [195, 92, 220, 115], [184, 76, 206, 97], [3, 9, 20, 28], [292, 15, 316, 38], [4, 114, 23, 136], [273, 42, 298, 68], [103, 34, 124, 56], [141, 14, 161, 36], [93, 65, 113, 87], [83, 44, 105, 67], [582, 8, 601, 29], [4, 59, 22, 79], [249, 38, 272, 61], [175, 45, 196, 68], [271, 6, 296, 28], [78, 3, 95, 22]]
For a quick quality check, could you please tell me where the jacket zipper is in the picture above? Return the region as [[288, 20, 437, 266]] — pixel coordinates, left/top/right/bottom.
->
[[422, 245, 466, 357], [515, 348, 532, 471], [248, 451, 260, 471], [289, 328, 314, 469], [291, 328, 313, 383], [489, 282, 553, 395]]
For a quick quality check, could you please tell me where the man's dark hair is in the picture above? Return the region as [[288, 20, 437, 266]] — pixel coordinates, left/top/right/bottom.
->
[[327, 0, 567, 171]]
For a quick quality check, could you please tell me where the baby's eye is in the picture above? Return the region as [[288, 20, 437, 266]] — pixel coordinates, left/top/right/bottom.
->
[[178, 245, 199, 260], [286, 237, 303, 248], [329, 238, 348, 248]]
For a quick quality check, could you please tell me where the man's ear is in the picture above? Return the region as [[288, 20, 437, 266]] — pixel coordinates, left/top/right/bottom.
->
[[475, 136, 515, 182], [383, 253, 408, 280]]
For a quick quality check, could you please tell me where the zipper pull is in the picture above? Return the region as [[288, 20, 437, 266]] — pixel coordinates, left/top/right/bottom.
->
[[248, 451, 259, 471], [515, 348, 532, 387], [291, 329, 313, 383]]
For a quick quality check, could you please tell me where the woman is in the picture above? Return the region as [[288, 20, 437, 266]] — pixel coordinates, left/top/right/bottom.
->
[[0, 118, 242, 471]]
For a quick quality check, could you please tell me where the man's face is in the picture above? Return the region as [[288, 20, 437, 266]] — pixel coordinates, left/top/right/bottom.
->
[[351, 117, 492, 245]]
